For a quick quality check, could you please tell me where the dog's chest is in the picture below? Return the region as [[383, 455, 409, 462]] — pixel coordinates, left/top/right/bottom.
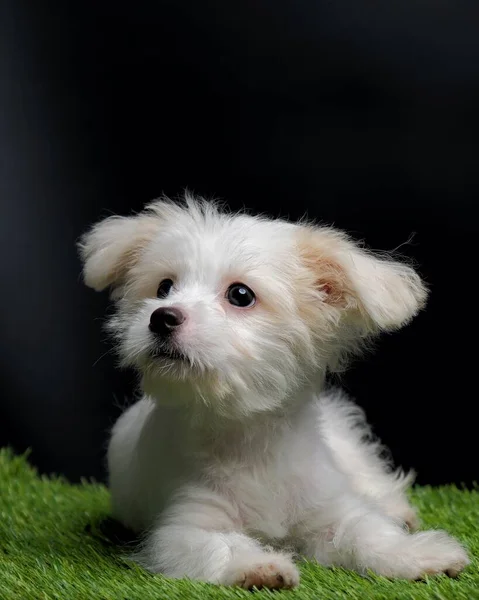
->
[[154, 404, 320, 540], [199, 438, 305, 541]]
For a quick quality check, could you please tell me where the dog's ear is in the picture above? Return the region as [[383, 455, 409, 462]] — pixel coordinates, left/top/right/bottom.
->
[[297, 226, 428, 332], [78, 213, 159, 294]]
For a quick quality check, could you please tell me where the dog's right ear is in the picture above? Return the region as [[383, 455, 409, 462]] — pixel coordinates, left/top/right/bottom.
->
[[78, 213, 159, 294]]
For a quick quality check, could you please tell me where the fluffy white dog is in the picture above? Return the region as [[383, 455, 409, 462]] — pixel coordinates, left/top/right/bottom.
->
[[79, 195, 469, 590]]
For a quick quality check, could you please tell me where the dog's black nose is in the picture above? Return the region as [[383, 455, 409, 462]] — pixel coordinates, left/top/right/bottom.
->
[[149, 307, 185, 336]]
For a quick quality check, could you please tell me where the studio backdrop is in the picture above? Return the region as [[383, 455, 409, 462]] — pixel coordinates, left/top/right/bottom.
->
[[0, 1, 477, 484]]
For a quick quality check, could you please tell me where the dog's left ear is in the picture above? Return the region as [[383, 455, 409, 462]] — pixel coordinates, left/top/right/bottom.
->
[[298, 227, 428, 332], [78, 212, 159, 295]]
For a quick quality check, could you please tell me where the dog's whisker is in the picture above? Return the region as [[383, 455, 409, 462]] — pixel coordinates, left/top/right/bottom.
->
[[92, 348, 115, 368]]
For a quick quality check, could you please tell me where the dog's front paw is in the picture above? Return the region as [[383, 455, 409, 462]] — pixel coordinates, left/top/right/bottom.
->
[[222, 553, 300, 590], [378, 530, 470, 580], [411, 531, 470, 579]]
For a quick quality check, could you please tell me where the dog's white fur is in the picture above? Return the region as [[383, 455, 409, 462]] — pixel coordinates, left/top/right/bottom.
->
[[79, 195, 469, 589]]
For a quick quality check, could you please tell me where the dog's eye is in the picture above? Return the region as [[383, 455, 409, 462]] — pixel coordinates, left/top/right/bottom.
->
[[226, 283, 256, 308], [157, 279, 174, 299]]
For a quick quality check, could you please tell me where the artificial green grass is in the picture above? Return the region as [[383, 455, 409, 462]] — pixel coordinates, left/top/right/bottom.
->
[[0, 448, 478, 600]]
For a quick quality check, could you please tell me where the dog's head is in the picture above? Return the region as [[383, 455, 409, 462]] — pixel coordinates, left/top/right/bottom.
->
[[79, 195, 427, 417]]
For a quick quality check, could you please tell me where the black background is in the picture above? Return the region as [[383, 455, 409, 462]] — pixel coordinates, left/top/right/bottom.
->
[[1, 1, 477, 485]]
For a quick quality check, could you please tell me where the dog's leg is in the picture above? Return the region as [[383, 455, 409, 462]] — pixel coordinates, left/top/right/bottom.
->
[[135, 485, 299, 589], [300, 492, 469, 579], [318, 389, 418, 530]]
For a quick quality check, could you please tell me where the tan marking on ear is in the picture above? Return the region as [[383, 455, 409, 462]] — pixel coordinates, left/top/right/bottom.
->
[[118, 219, 162, 283], [295, 225, 427, 333], [115, 227, 155, 282], [295, 229, 355, 309], [80, 213, 161, 294]]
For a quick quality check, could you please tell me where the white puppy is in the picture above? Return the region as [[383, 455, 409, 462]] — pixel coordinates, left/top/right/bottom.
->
[[79, 195, 469, 590]]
